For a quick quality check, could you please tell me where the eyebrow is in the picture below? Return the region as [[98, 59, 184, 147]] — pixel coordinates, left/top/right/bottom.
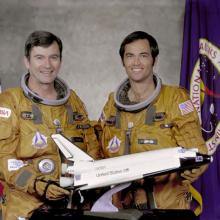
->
[[140, 52, 150, 55], [125, 52, 134, 56], [33, 54, 43, 57], [125, 52, 150, 56], [33, 54, 60, 58]]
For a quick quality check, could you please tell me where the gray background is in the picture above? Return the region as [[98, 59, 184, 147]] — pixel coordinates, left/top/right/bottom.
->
[[0, 0, 185, 120]]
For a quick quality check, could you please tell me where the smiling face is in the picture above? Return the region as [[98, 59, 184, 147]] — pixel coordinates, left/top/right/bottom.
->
[[123, 39, 156, 83], [24, 41, 62, 87]]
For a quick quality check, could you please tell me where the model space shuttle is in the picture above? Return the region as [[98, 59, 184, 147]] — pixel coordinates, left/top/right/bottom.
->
[[51, 134, 212, 191]]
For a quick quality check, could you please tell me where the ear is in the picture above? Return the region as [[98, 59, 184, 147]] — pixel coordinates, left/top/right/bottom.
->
[[153, 56, 158, 66], [23, 56, 30, 70], [121, 58, 125, 67]]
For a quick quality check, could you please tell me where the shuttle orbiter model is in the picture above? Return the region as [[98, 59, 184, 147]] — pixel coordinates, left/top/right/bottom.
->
[[51, 134, 212, 191]]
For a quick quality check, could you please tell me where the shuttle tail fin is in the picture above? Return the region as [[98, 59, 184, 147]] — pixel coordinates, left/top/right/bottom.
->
[[51, 134, 94, 161]]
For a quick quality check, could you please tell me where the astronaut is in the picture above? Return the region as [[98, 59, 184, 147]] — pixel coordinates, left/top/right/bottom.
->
[[99, 31, 208, 213], [0, 31, 101, 220]]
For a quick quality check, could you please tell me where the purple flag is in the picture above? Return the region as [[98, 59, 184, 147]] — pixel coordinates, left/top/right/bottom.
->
[[180, 0, 220, 219]]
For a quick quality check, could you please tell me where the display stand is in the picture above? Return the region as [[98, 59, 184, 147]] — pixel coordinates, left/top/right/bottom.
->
[[30, 208, 199, 220]]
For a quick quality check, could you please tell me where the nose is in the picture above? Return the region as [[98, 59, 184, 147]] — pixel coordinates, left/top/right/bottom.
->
[[44, 58, 52, 68], [134, 56, 141, 65]]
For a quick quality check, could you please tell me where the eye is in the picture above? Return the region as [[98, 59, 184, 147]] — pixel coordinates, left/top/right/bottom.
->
[[140, 53, 149, 58], [125, 53, 134, 58], [35, 55, 43, 60], [50, 55, 60, 61]]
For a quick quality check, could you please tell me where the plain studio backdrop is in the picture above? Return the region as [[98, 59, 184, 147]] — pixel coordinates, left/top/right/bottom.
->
[[0, 0, 185, 120]]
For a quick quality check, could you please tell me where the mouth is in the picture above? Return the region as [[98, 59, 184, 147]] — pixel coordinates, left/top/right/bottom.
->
[[40, 70, 53, 75], [132, 68, 143, 73]]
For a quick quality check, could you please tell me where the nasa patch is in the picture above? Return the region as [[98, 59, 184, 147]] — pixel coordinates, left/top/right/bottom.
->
[[38, 159, 55, 174], [32, 131, 48, 149], [0, 107, 11, 118], [107, 136, 121, 153]]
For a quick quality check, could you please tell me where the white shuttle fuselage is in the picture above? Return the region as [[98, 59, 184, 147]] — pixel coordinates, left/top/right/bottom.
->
[[51, 134, 211, 191]]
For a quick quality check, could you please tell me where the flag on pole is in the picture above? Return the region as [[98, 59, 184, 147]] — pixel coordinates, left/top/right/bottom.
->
[[180, 0, 220, 219]]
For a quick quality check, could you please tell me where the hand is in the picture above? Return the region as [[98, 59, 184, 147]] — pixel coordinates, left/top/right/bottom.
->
[[181, 164, 208, 185], [133, 188, 147, 207], [135, 178, 145, 186], [29, 176, 70, 200], [154, 174, 170, 183]]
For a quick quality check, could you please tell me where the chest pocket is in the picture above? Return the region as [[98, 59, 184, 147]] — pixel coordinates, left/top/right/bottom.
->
[[0, 119, 13, 140], [129, 105, 161, 153], [102, 110, 126, 157], [133, 106, 176, 152], [59, 105, 89, 150], [19, 103, 87, 147]]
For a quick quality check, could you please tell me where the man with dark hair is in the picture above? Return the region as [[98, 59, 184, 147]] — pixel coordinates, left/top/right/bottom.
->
[[119, 31, 159, 65], [24, 31, 63, 59], [99, 31, 208, 212], [0, 30, 101, 220]]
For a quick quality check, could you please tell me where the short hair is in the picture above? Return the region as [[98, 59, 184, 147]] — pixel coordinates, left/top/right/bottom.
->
[[119, 31, 159, 64], [25, 30, 63, 59]]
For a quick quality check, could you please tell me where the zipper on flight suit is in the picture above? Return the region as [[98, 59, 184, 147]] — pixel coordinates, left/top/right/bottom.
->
[[124, 121, 134, 155], [53, 118, 62, 134]]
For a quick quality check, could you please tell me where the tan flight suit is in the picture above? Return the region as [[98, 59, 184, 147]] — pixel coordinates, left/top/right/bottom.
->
[[0, 87, 101, 220], [100, 84, 207, 210]]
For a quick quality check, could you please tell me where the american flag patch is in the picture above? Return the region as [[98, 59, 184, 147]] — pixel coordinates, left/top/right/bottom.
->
[[179, 100, 194, 115]]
